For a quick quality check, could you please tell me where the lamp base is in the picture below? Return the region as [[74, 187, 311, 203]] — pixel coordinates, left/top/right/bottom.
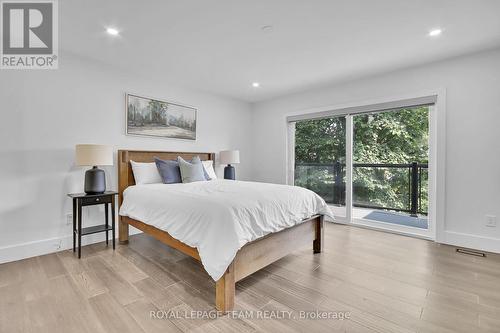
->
[[84, 166, 106, 194], [224, 164, 235, 180]]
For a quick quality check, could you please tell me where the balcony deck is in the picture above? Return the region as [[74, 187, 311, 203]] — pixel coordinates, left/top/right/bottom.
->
[[330, 205, 428, 229]]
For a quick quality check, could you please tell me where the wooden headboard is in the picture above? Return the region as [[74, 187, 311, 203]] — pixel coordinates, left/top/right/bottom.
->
[[117, 150, 215, 205]]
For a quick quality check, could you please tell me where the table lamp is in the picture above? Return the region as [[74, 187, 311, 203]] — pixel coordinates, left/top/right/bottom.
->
[[220, 150, 240, 180], [75, 144, 113, 194]]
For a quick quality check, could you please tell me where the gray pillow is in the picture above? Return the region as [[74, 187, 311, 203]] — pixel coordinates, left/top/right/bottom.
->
[[178, 156, 207, 183], [154, 157, 182, 184]]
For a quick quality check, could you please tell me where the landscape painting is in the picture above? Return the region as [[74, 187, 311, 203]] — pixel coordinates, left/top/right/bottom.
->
[[126, 94, 197, 140]]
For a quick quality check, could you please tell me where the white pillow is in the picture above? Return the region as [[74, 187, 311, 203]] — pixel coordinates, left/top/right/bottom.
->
[[130, 160, 162, 185], [202, 160, 217, 180]]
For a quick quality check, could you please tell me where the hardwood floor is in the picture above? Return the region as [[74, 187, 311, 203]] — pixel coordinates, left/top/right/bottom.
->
[[1, 223, 500, 332]]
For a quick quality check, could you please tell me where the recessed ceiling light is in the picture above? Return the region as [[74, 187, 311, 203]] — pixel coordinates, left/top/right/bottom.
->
[[428, 28, 442, 37], [261, 25, 273, 34], [252, 82, 260, 88], [106, 28, 119, 36]]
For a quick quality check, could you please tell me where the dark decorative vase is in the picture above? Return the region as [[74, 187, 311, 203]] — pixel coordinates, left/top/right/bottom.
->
[[224, 164, 235, 180], [84, 166, 106, 194]]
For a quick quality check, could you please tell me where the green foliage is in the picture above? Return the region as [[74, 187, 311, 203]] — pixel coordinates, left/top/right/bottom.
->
[[295, 117, 346, 163], [294, 117, 346, 204], [294, 107, 429, 214], [353, 108, 428, 164]]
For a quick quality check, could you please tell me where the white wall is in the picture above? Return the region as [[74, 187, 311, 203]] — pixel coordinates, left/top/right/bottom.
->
[[251, 47, 500, 253], [0, 52, 253, 262]]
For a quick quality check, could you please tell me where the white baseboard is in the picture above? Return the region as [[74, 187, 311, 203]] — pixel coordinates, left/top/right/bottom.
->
[[329, 220, 500, 254], [441, 231, 500, 254], [0, 227, 142, 264]]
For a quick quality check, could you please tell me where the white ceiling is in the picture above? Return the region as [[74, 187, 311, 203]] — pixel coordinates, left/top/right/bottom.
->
[[61, 0, 500, 102]]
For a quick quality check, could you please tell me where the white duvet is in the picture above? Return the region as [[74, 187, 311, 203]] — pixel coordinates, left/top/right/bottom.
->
[[119, 180, 333, 281]]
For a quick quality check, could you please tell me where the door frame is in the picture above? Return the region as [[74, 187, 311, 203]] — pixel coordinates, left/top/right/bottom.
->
[[286, 89, 446, 241]]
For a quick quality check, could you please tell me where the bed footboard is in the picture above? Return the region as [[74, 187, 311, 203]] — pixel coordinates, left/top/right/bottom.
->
[[215, 214, 324, 312]]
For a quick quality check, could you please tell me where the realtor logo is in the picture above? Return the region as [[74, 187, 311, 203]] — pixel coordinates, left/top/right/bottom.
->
[[1, 0, 58, 69]]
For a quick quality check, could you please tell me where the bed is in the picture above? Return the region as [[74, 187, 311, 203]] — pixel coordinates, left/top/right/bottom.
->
[[117, 150, 332, 312]]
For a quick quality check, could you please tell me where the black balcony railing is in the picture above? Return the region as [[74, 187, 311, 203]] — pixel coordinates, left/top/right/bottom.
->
[[295, 162, 428, 216]]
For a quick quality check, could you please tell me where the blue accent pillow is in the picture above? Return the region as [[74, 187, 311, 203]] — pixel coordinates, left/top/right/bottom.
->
[[178, 156, 207, 183], [154, 157, 182, 184]]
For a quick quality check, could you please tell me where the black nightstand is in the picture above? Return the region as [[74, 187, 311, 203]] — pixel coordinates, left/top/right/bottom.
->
[[67, 191, 118, 258]]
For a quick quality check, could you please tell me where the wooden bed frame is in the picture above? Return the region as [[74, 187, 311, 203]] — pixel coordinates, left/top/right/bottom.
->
[[117, 150, 324, 312]]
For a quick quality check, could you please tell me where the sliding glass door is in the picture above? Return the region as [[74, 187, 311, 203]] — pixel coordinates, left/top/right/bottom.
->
[[293, 116, 347, 219], [352, 107, 429, 231], [289, 101, 433, 238]]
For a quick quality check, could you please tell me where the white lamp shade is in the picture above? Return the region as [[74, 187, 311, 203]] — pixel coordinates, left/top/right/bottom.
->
[[220, 150, 240, 165], [75, 144, 113, 166]]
